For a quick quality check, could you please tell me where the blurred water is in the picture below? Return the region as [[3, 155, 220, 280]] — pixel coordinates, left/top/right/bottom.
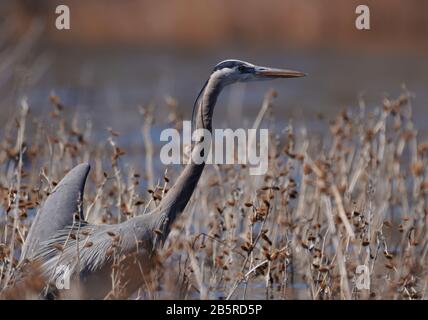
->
[[18, 48, 427, 136]]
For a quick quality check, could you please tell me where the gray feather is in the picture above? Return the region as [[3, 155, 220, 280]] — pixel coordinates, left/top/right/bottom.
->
[[20, 163, 90, 261]]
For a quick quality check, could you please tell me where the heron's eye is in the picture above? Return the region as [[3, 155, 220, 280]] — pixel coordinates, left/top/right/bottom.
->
[[238, 65, 246, 73]]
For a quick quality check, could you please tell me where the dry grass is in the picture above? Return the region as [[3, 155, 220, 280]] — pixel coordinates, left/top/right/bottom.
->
[[0, 86, 427, 300]]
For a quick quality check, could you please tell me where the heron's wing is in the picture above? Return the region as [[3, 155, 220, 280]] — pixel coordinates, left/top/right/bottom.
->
[[20, 163, 90, 261]]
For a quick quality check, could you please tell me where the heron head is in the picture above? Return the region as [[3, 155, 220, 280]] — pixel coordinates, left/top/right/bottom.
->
[[212, 59, 306, 86]]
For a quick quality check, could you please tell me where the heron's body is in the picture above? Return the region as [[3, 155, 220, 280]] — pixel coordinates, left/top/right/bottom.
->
[[38, 219, 155, 298], [19, 59, 304, 299]]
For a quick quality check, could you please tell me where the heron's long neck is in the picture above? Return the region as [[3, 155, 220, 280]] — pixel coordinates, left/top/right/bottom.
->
[[151, 74, 223, 233]]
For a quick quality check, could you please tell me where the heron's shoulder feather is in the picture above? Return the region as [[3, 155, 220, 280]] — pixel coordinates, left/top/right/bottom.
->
[[34, 216, 154, 280]]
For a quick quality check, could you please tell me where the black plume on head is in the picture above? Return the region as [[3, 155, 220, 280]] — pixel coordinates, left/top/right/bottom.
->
[[213, 59, 245, 71]]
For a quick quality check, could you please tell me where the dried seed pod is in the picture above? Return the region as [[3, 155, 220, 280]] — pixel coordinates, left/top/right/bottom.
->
[[319, 265, 330, 272], [227, 199, 235, 206], [51, 243, 64, 251], [105, 247, 114, 257], [410, 161, 424, 176], [107, 231, 117, 237], [384, 252, 394, 260], [303, 164, 312, 175], [383, 220, 392, 228], [134, 200, 145, 206], [84, 241, 93, 248], [270, 251, 279, 261], [240, 242, 251, 252], [153, 194, 162, 201], [154, 229, 163, 236], [261, 233, 272, 246], [385, 262, 394, 270]]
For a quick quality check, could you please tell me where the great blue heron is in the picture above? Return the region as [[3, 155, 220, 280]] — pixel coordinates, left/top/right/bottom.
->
[[19, 59, 305, 299]]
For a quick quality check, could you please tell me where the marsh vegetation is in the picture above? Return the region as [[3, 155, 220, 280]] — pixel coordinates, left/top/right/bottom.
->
[[0, 87, 427, 299]]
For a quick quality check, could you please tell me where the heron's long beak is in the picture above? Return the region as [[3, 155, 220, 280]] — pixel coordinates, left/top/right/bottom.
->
[[255, 66, 306, 78]]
